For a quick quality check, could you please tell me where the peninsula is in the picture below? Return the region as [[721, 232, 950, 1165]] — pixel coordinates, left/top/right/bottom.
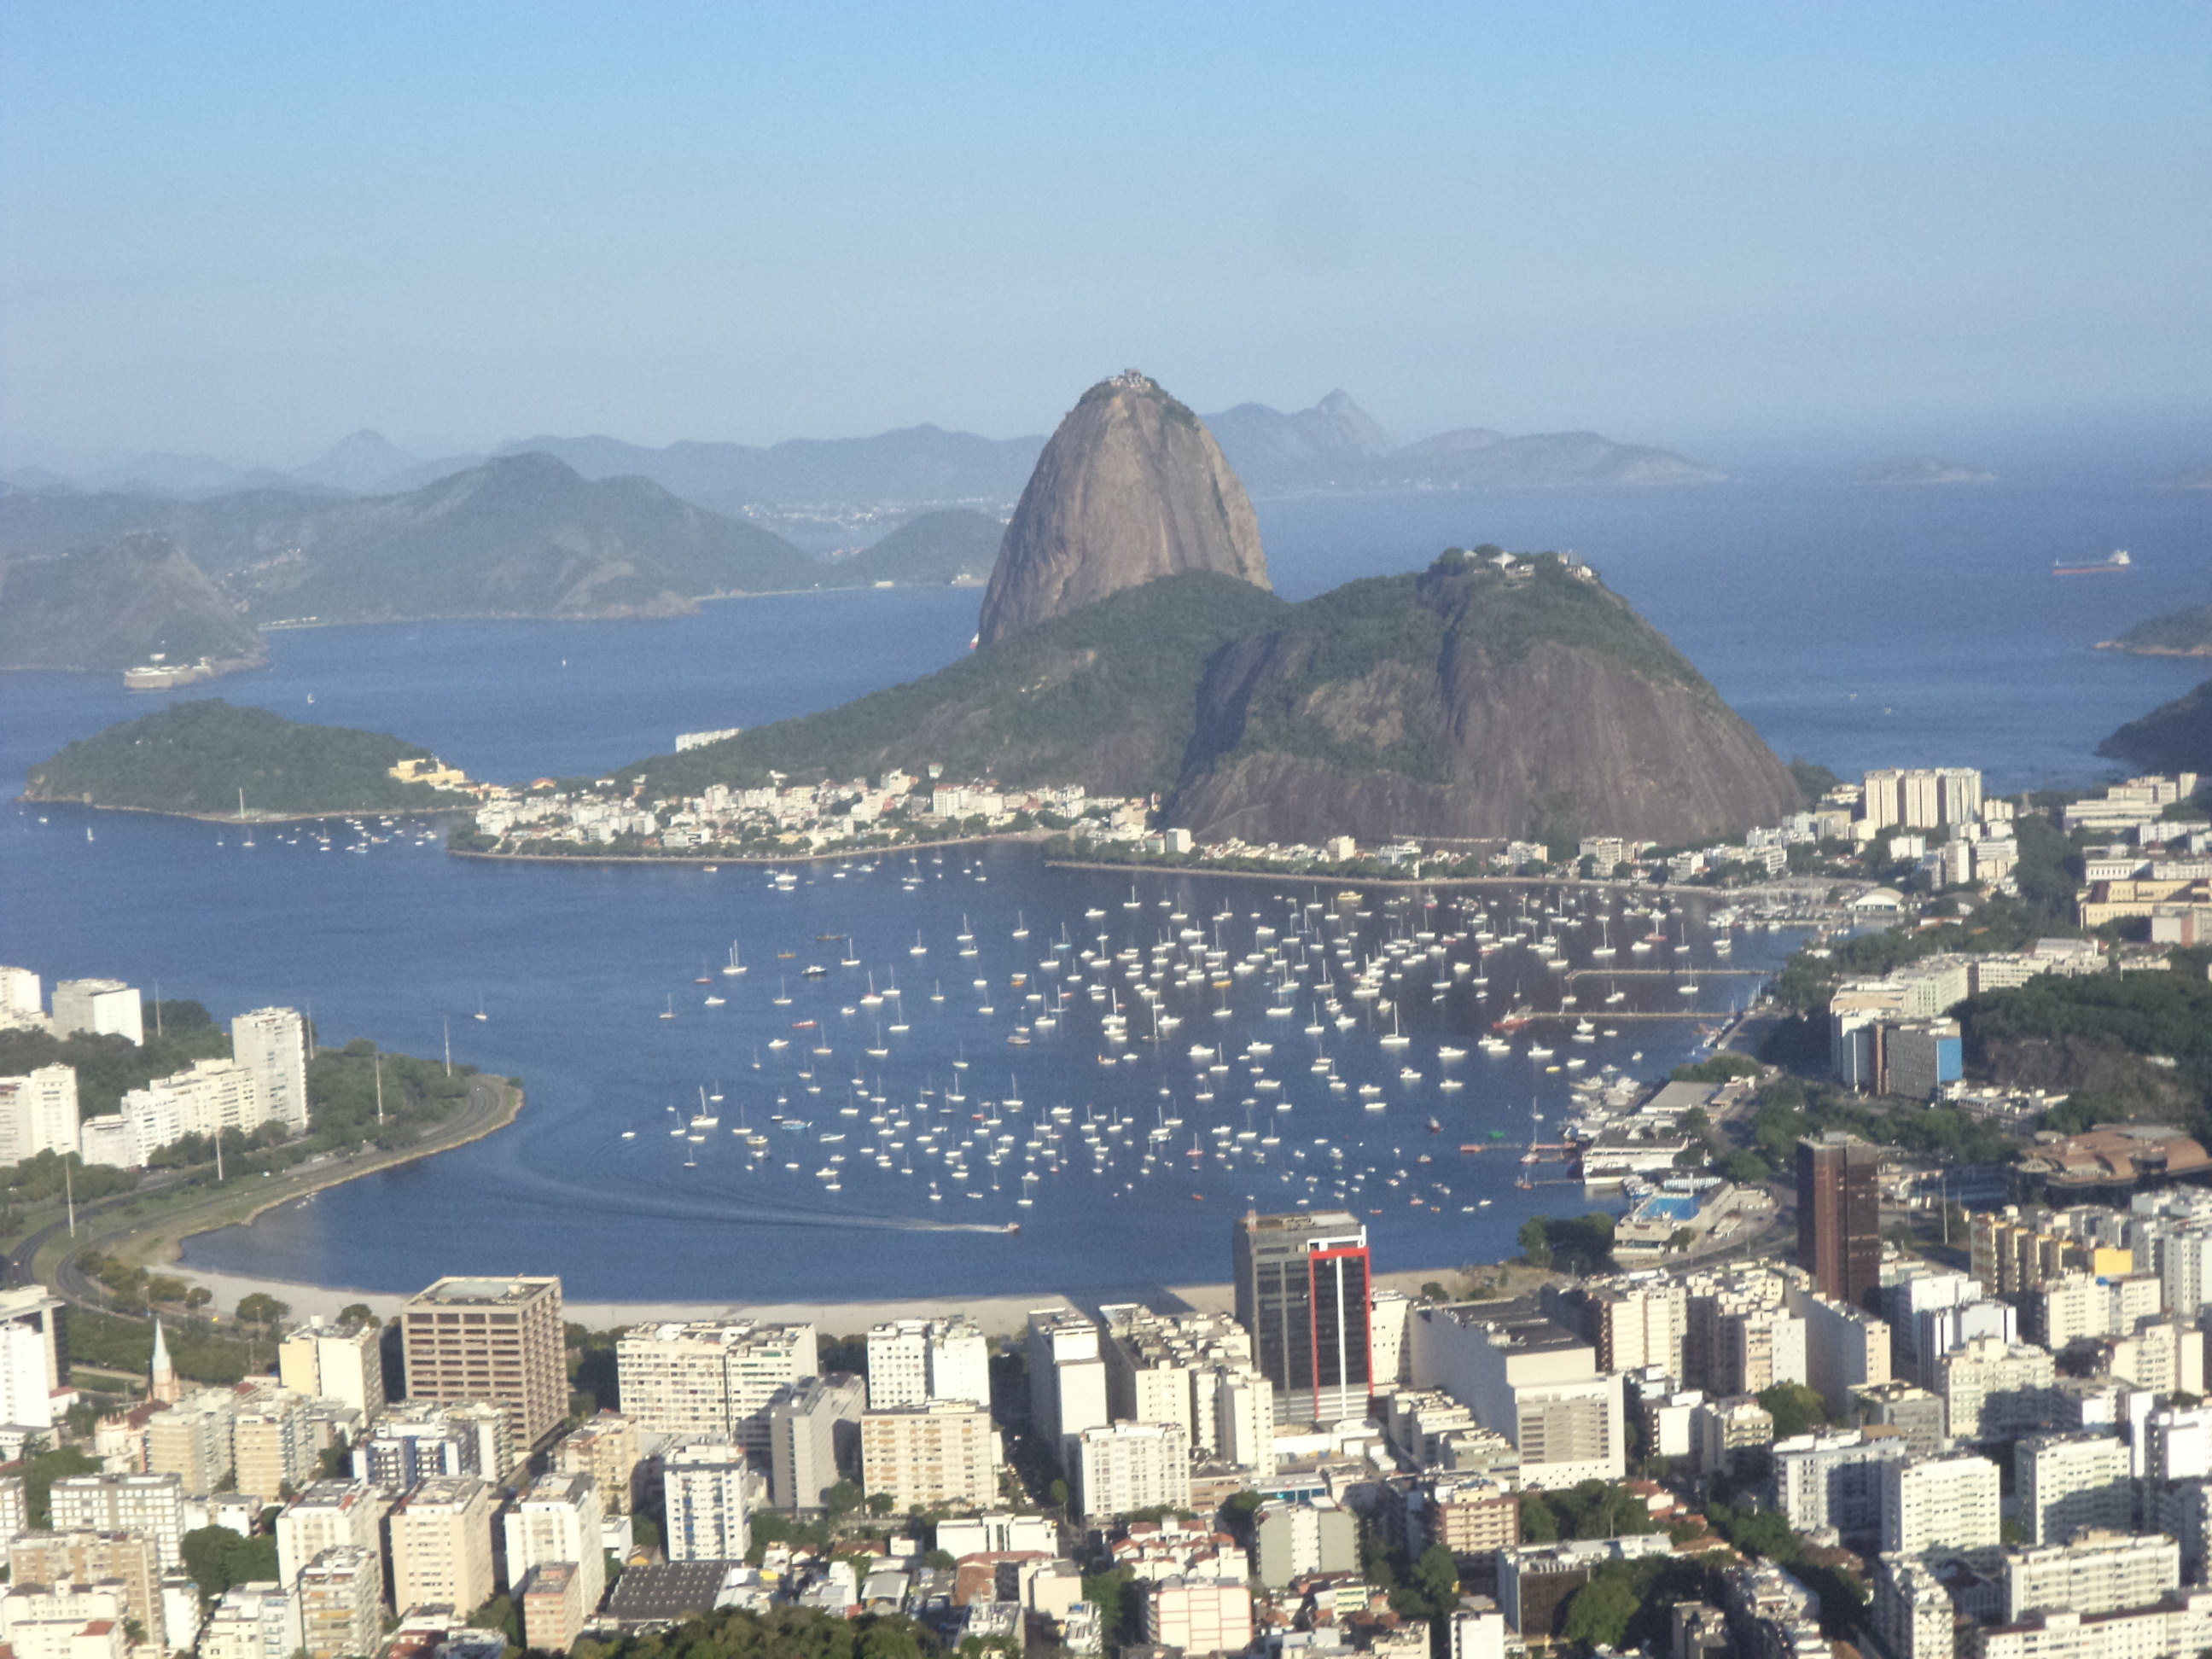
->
[[0, 532, 267, 679], [23, 698, 480, 818], [2098, 601, 2212, 657], [449, 371, 1803, 872]]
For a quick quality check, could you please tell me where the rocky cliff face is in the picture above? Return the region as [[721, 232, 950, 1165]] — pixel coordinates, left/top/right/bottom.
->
[[1167, 550, 1802, 848], [975, 372, 1267, 645]]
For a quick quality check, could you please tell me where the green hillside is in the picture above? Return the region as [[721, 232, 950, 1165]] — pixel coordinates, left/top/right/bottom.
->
[[2098, 678, 2212, 773], [2104, 602, 2212, 656], [0, 534, 265, 671], [826, 509, 1004, 585], [26, 699, 477, 816], [620, 571, 1290, 799]]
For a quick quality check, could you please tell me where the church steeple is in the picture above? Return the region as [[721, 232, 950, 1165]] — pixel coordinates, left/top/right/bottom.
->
[[149, 1319, 180, 1405]]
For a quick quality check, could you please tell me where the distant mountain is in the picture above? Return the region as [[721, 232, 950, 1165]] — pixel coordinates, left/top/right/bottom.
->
[[827, 509, 1004, 586], [2098, 678, 2212, 773], [239, 453, 819, 623], [25, 698, 474, 817], [1198, 392, 1723, 493], [290, 430, 430, 494], [979, 373, 1269, 647], [1860, 456, 1997, 486], [2, 484, 385, 573], [1167, 549, 1800, 847], [2099, 602, 2212, 658], [492, 426, 1045, 511], [0, 533, 266, 672], [1200, 391, 1397, 493]]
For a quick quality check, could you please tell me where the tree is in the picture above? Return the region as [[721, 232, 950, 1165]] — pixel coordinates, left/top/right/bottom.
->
[[235, 1293, 288, 1328], [337, 1303, 380, 1328], [1563, 1566, 1639, 1650], [1419, 1281, 1450, 1302], [182, 1526, 278, 1604], [1408, 1543, 1458, 1614], [1757, 1382, 1829, 1440], [1518, 1218, 1553, 1270], [467, 1595, 520, 1644], [1517, 1491, 1561, 1543]]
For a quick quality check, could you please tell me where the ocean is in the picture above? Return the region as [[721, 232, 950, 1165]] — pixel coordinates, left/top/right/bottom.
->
[[1, 483, 2204, 1303]]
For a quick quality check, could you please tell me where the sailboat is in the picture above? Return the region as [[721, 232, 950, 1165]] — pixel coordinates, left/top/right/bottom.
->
[[723, 942, 747, 975], [911, 932, 928, 957], [772, 977, 793, 1007], [474, 996, 487, 1022], [1380, 1006, 1411, 1050], [659, 996, 675, 1022]]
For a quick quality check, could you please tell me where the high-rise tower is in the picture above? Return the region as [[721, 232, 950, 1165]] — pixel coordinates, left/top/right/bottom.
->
[[1797, 1133, 1881, 1308], [1232, 1210, 1371, 1425]]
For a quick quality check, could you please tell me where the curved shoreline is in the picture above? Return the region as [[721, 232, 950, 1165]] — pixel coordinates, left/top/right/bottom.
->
[[42, 1078, 525, 1303], [449, 829, 1052, 869], [15, 795, 476, 826]]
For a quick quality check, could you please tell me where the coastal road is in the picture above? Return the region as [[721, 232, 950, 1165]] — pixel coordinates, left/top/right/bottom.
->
[[7, 1074, 515, 1313]]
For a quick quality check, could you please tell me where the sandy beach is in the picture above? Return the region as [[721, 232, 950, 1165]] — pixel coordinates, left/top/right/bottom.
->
[[174, 1263, 1463, 1336]]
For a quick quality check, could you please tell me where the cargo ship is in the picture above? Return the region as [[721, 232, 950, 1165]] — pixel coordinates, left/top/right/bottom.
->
[[2054, 550, 2132, 575]]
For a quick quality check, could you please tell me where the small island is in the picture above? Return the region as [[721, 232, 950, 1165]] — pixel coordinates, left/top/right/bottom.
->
[[2098, 601, 2212, 657], [1858, 456, 1998, 486], [22, 698, 481, 819]]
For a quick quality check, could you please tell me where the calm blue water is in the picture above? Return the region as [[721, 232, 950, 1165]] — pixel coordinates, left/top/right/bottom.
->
[[2, 486, 2206, 1301]]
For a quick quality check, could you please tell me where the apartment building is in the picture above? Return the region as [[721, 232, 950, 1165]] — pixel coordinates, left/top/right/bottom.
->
[[278, 1321, 386, 1417], [399, 1277, 566, 1456], [864, 1318, 988, 1409], [1071, 1422, 1191, 1523], [387, 1476, 496, 1615], [2018, 1435, 2136, 1545], [294, 1549, 382, 1659], [859, 1401, 1000, 1514], [661, 1439, 748, 1563], [275, 1482, 389, 1587], [48, 1475, 185, 1569], [503, 1471, 605, 1618], [615, 1320, 818, 1454], [1883, 1453, 2002, 1555]]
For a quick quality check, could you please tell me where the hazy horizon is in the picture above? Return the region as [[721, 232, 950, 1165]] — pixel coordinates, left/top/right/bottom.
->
[[4, 4, 2209, 476]]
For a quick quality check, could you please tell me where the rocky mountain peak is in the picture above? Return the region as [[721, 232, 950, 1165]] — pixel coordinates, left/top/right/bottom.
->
[[975, 372, 1268, 646]]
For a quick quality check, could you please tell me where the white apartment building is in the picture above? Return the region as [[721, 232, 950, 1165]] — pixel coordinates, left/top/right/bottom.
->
[[0, 1323, 54, 1430], [275, 1482, 388, 1586], [1027, 1310, 1109, 1464], [0, 1067, 79, 1167], [230, 1009, 310, 1133], [1883, 1452, 2002, 1555], [2148, 1406, 2212, 1484], [615, 1321, 818, 1454], [1770, 1429, 1908, 1541], [2039, 1275, 2164, 1348], [864, 1318, 989, 1410], [503, 1471, 605, 1616], [49, 1474, 185, 1568], [196, 1583, 299, 1659], [2020, 1435, 2136, 1545], [51, 980, 140, 1045], [1408, 1307, 1624, 1487], [662, 1439, 748, 1562], [108, 1059, 271, 1167], [1786, 1285, 1892, 1415], [1072, 1422, 1191, 1523], [860, 1401, 1000, 1513], [1941, 1336, 2058, 1441], [1978, 1592, 2212, 1659], [2007, 1532, 2182, 1621]]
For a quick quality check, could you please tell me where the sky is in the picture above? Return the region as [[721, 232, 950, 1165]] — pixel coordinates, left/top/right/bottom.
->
[[3, 3, 2208, 473]]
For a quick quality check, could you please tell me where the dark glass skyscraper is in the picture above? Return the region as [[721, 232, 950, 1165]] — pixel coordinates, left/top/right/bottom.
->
[[1796, 1133, 1881, 1308], [1233, 1209, 1372, 1424]]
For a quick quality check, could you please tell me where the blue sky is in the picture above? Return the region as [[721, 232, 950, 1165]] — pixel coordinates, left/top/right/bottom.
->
[[3, 3, 2207, 469]]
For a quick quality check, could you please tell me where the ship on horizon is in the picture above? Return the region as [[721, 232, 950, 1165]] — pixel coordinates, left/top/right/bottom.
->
[[2054, 549, 2132, 575]]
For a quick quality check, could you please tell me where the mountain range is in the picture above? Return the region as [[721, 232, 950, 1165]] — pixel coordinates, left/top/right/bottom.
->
[[3, 389, 1721, 515]]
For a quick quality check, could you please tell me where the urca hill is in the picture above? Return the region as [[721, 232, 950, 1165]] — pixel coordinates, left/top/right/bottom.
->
[[627, 371, 1800, 849]]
